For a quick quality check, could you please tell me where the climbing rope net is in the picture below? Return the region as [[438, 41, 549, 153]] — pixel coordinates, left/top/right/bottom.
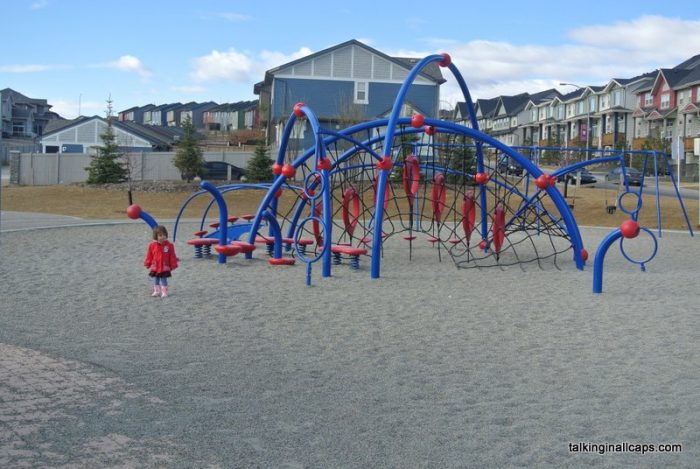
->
[[274, 122, 575, 270]]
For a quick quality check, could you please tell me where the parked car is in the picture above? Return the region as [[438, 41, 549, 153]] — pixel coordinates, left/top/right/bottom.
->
[[605, 167, 643, 186], [497, 157, 523, 176], [557, 168, 597, 185], [200, 161, 246, 181]]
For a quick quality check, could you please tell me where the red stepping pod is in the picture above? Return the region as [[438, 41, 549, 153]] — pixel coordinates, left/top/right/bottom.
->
[[186, 238, 218, 246], [231, 241, 256, 254], [268, 257, 296, 266], [215, 244, 242, 256]]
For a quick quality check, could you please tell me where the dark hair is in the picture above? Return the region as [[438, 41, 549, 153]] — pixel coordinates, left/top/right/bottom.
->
[[152, 225, 168, 240]]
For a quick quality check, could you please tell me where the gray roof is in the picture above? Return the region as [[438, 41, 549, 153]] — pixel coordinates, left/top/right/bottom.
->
[[260, 39, 446, 88], [41, 116, 182, 148], [0, 88, 50, 107]]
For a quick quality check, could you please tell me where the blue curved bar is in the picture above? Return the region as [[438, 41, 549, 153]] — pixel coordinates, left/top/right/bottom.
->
[[371, 54, 446, 278], [592, 229, 623, 294], [199, 181, 228, 264], [139, 210, 158, 229]]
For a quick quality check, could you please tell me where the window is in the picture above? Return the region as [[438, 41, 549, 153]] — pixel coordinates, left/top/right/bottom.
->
[[588, 96, 596, 113], [354, 81, 368, 104], [613, 90, 622, 106], [678, 90, 687, 106], [660, 93, 670, 109], [577, 101, 584, 115], [644, 93, 653, 106]]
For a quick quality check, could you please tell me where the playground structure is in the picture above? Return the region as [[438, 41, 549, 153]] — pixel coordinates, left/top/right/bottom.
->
[[127, 52, 693, 293]]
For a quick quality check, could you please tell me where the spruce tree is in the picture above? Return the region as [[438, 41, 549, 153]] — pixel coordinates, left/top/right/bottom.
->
[[85, 97, 127, 184], [245, 143, 274, 182], [172, 115, 204, 182]]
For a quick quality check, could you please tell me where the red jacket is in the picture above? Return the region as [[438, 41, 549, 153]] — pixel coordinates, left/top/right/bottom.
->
[[144, 240, 178, 274]]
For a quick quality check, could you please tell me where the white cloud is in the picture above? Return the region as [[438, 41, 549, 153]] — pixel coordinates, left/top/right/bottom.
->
[[94, 55, 151, 78], [190, 46, 312, 83], [569, 15, 700, 61], [30, 0, 48, 10], [0, 64, 55, 73], [216, 12, 251, 23], [389, 15, 700, 102]]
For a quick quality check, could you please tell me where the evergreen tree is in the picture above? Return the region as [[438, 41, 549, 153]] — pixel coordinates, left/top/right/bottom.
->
[[245, 143, 274, 182], [85, 97, 127, 184], [172, 115, 204, 182]]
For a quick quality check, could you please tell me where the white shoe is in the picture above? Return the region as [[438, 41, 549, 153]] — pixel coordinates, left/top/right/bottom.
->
[[160, 287, 169, 298], [151, 286, 161, 297]]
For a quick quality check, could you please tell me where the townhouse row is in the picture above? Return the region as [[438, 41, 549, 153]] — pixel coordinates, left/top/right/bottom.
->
[[459, 55, 700, 175]]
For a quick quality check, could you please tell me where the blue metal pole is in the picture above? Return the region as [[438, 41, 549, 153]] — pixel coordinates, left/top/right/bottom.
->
[[592, 229, 623, 294], [199, 181, 228, 264]]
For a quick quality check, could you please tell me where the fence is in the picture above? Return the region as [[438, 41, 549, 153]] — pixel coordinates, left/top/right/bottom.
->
[[10, 150, 255, 186]]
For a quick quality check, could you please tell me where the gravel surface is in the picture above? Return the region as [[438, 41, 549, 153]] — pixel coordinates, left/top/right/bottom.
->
[[1, 221, 698, 467]]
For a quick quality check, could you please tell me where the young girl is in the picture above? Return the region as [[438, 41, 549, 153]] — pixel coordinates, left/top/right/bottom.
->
[[144, 225, 178, 297]]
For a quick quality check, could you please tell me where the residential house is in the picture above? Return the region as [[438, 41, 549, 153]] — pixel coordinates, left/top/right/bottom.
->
[[519, 89, 562, 147], [118, 104, 155, 124], [1, 88, 59, 138], [473, 97, 499, 134], [254, 39, 445, 146], [145, 103, 181, 127], [489, 94, 530, 147], [40, 116, 181, 154], [633, 55, 700, 166], [167, 102, 196, 127], [179, 101, 218, 129], [203, 100, 260, 132]]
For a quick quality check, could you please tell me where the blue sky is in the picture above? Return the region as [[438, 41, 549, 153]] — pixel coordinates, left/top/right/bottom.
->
[[3, 0, 700, 119]]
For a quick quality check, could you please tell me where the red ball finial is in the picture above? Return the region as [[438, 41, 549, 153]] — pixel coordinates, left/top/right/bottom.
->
[[439, 53, 452, 67], [317, 158, 332, 170], [281, 164, 296, 179], [293, 102, 305, 117], [479, 239, 487, 250], [411, 113, 425, 128], [376, 156, 393, 171], [548, 174, 557, 187], [581, 248, 589, 262], [271, 162, 283, 175], [535, 174, 550, 190], [474, 172, 489, 185], [620, 219, 640, 239], [424, 125, 436, 135], [126, 204, 141, 220]]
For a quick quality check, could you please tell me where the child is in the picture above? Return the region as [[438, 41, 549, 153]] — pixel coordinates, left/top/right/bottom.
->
[[144, 225, 178, 298]]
